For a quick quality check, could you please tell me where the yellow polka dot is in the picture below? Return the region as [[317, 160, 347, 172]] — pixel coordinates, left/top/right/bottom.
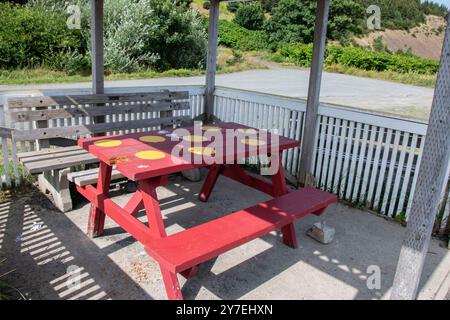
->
[[138, 135, 166, 143], [94, 139, 122, 147], [200, 126, 221, 132], [135, 150, 166, 160], [188, 147, 216, 156], [237, 128, 258, 134], [183, 135, 208, 142], [241, 138, 266, 146]]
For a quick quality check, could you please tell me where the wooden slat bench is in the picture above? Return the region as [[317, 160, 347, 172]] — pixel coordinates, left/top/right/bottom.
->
[[6, 91, 191, 212], [145, 187, 337, 274]]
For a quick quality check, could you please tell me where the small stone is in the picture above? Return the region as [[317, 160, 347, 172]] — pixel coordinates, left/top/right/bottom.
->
[[182, 168, 201, 182], [306, 221, 335, 244]]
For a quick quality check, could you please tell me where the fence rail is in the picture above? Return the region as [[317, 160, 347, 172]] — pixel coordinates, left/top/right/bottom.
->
[[0, 85, 448, 229], [213, 86, 449, 227]]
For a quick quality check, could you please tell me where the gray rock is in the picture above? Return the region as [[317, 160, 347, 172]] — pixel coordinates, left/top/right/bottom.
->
[[306, 221, 335, 244]]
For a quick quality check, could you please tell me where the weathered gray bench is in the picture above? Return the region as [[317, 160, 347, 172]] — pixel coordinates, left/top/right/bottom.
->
[[5, 91, 191, 212]]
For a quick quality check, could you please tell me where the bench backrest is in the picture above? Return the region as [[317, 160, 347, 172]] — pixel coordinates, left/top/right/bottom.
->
[[5, 91, 191, 146]]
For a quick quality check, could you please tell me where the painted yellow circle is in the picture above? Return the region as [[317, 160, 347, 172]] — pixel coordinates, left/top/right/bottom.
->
[[200, 126, 221, 132], [238, 128, 258, 134], [135, 150, 166, 160], [94, 139, 122, 147], [188, 147, 216, 156], [241, 138, 266, 146], [139, 135, 166, 143], [183, 135, 208, 143]]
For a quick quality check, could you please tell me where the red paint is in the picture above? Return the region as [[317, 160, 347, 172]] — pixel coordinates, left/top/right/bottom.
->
[[76, 122, 337, 300]]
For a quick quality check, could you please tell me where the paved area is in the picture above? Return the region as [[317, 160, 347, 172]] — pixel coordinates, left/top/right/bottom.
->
[[1, 171, 448, 300], [0, 68, 434, 121]]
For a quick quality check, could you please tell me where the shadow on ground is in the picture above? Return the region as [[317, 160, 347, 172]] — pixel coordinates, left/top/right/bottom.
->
[[0, 172, 448, 300]]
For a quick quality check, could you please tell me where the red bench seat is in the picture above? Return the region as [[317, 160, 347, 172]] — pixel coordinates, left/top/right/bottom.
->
[[145, 187, 337, 273]]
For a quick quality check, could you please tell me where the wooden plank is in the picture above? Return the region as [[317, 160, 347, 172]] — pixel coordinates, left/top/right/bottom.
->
[[396, 134, 418, 216], [12, 116, 189, 141], [8, 102, 190, 123], [17, 145, 83, 160], [345, 122, 362, 200], [1, 137, 11, 186], [367, 127, 385, 206], [388, 132, 410, 217], [6, 91, 190, 109], [146, 187, 337, 273], [381, 130, 401, 214], [24, 153, 98, 174], [21, 148, 88, 164], [67, 168, 124, 186], [352, 123, 369, 202], [359, 125, 377, 203], [373, 129, 393, 210]]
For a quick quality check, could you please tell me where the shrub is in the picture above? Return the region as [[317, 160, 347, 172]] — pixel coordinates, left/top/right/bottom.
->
[[203, 1, 210, 9], [103, 0, 207, 72], [233, 2, 265, 30], [0, 2, 85, 69], [275, 43, 440, 74], [265, 0, 364, 46], [218, 20, 268, 51], [226, 2, 240, 13]]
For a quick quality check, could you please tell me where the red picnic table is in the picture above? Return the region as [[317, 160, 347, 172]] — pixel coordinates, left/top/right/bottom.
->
[[77, 122, 336, 300]]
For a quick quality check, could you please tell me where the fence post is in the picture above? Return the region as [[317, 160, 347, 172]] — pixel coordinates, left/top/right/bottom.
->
[[204, 0, 219, 123], [297, 0, 330, 187], [391, 12, 450, 300]]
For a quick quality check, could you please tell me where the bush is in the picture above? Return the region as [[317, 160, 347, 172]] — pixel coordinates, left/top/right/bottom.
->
[[233, 2, 265, 30], [103, 0, 208, 72], [203, 1, 210, 9], [275, 43, 440, 74], [218, 20, 268, 51], [226, 1, 240, 13], [265, 0, 364, 46], [0, 2, 85, 70]]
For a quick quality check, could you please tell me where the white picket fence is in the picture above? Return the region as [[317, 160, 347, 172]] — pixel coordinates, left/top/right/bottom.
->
[[0, 85, 449, 227], [213, 86, 450, 224]]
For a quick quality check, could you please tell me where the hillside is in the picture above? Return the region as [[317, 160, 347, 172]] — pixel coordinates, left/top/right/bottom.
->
[[355, 15, 446, 60]]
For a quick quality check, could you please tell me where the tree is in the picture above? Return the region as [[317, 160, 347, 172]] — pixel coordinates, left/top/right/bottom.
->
[[233, 2, 265, 31], [265, 0, 364, 45]]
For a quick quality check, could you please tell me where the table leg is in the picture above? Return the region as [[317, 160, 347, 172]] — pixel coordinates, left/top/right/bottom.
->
[[160, 265, 183, 300], [87, 162, 112, 238], [271, 153, 298, 248], [199, 164, 223, 202]]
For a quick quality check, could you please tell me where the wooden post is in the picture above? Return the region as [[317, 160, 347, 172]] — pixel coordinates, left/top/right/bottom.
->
[[91, 0, 104, 95], [391, 12, 450, 300], [204, 0, 220, 123], [91, 0, 105, 131], [297, 0, 330, 187]]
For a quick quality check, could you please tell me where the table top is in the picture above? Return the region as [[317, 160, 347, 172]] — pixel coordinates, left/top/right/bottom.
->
[[78, 122, 299, 181]]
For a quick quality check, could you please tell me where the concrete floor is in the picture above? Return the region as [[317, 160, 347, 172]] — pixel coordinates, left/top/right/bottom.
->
[[0, 172, 449, 300]]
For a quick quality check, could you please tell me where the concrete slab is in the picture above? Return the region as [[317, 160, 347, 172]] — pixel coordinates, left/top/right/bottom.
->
[[0, 173, 448, 300]]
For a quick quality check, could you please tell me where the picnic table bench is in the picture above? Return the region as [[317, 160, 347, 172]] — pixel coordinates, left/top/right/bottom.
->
[[4, 91, 191, 211], [76, 122, 337, 300]]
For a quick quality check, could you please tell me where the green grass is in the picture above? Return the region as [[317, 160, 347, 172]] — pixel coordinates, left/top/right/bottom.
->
[[0, 48, 266, 86], [324, 63, 437, 88]]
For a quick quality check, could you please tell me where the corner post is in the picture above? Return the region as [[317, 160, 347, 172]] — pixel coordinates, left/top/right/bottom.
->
[[297, 0, 330, 186], [391, 12, 450, 300], [204, 0, 220, 123]]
